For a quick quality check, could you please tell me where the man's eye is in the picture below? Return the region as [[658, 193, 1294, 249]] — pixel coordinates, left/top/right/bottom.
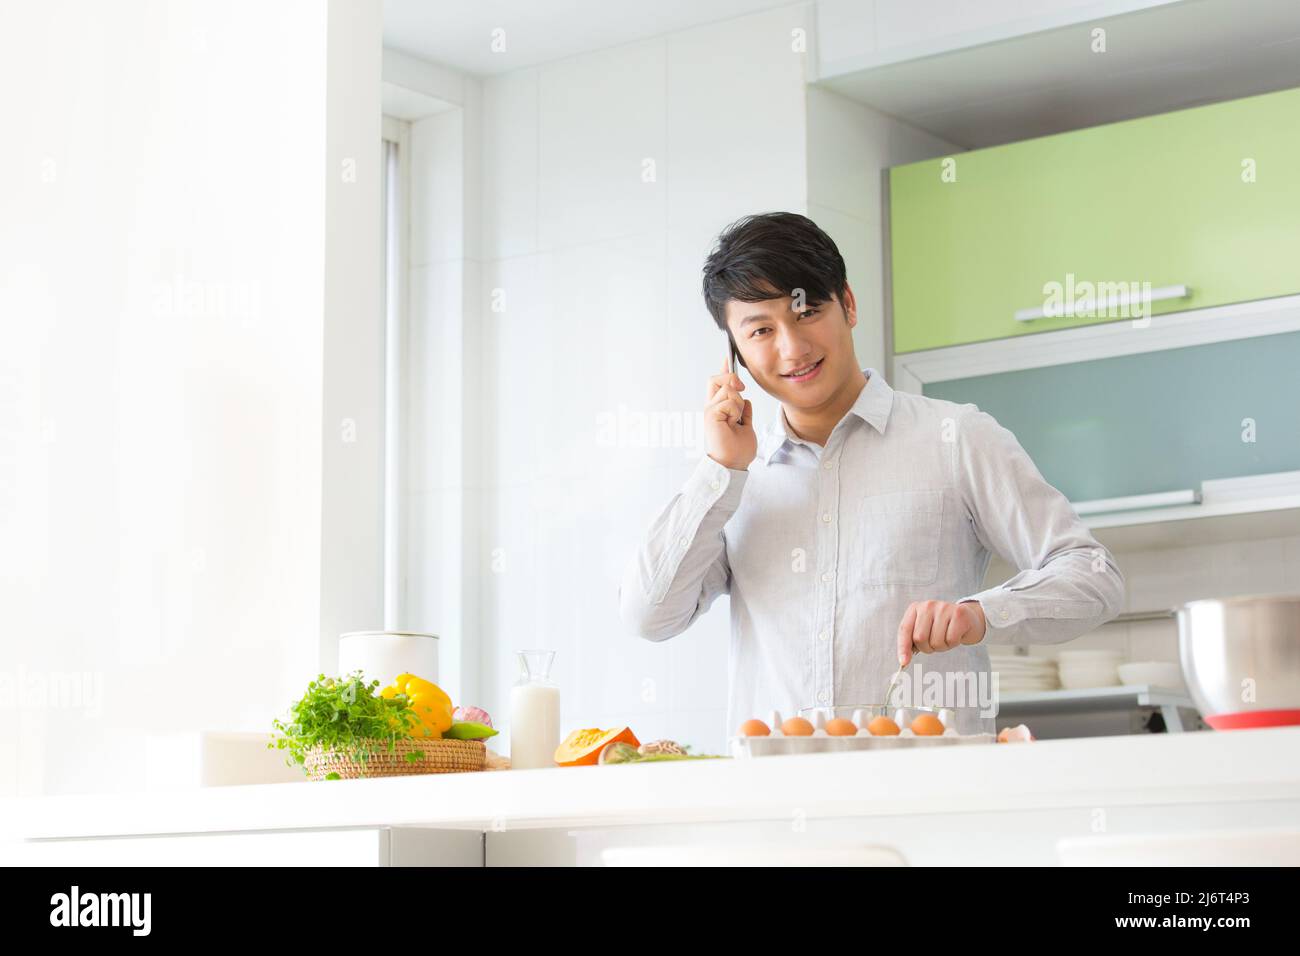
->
[[750, 327, 771, 337], [799, 309, 819, 319]]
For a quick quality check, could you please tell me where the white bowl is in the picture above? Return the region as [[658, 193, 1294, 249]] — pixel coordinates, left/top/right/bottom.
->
[[1118, 661, 1184, 689]]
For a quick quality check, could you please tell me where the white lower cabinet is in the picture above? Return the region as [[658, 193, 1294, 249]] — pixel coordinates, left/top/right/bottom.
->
[[485, 799, 1300, 866], [12, 827, 483, 866]]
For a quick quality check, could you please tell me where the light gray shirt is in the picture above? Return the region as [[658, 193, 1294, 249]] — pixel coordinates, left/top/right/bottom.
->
[[618, 367, 1125, 735]]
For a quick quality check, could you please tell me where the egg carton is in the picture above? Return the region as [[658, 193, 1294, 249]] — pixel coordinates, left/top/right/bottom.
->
[[729, 707, 996, 758]]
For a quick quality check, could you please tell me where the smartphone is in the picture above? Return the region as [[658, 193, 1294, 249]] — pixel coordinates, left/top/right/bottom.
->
[[724, 334, 745, 426]]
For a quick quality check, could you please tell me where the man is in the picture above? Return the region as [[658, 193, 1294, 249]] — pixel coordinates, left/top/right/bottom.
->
[[618, 211, 1126, 735]]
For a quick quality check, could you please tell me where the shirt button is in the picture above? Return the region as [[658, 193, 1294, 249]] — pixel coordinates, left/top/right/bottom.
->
[[679, 536, 689, 548], [817, 691, 829, 703], [821, 572, 833, 583], [710, 480, 720, 490], [818, 631, 828, 642], [1000, 609, 1010, 621], [821, 512, 831, 523], [823, 461, 833, 470]]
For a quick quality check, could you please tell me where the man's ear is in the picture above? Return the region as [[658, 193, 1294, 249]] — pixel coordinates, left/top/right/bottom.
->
[[841, 283, 858, 327]]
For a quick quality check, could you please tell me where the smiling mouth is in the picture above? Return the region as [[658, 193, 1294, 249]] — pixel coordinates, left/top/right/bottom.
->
[[781, 358, 824, 381]]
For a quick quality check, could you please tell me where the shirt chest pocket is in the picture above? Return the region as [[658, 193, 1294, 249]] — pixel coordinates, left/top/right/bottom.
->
[[849, 489, 945, 587]]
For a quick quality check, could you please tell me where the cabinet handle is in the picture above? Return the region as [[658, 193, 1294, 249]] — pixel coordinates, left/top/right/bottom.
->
[[1014, 284, 1190, 322], [1071, 488, 1200, 516]]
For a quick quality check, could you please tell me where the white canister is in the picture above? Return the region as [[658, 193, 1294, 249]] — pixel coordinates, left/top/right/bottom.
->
[[337, 631, 439, 688]]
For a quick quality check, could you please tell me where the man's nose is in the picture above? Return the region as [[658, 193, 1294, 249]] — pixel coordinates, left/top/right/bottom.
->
[[776, 325, 812, 360]]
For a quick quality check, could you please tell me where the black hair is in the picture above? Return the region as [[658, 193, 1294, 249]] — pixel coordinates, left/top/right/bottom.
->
[[701, 211, 848, 371]]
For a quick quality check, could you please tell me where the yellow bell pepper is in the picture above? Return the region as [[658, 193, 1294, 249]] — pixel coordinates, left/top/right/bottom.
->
[[381, 673, 454, 739]]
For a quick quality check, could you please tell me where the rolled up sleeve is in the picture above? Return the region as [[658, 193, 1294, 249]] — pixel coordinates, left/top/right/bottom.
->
[[951, 407, 1126, 645]]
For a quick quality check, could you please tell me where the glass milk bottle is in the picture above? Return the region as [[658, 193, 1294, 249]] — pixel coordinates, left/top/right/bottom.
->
[[509, 650, 560, 769]]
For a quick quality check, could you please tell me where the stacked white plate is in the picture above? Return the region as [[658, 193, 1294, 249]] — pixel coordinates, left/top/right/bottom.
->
[[989, 654, 1059, 693], [1057, 649, 1123, 689]]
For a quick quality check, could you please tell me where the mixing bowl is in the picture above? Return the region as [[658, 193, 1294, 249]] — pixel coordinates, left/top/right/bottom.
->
[[1176, 594, 1300, 729]]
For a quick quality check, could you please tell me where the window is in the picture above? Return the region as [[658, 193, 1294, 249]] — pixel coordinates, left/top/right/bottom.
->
[[381, 116, 410, 630]]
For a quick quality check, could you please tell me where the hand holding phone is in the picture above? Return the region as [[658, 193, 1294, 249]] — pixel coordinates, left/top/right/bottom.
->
[[704, 347, 756, 471]]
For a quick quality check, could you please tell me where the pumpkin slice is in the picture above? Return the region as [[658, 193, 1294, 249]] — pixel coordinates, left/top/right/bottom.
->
[[554, 726, 640, 767]]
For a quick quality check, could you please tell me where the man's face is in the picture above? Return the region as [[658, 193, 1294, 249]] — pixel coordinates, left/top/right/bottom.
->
[[725, 285, 858, 409]]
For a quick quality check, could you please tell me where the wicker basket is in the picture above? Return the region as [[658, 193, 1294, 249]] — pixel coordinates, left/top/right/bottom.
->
[[303, 737, 486, 780]]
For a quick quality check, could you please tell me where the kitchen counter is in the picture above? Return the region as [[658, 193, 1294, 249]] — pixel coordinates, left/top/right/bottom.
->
[[5, 727, 1299, 865]]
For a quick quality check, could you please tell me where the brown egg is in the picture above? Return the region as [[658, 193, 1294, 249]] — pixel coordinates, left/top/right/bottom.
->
[[781, 716, 814, 736], [825, 717, 857, 736], [867, 715, 900, 736], [911, 713, 945, 736], [739, 718, 770, 737]]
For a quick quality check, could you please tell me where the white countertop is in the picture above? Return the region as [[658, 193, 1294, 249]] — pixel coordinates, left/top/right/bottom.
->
[[6, 727, 1299, 841]]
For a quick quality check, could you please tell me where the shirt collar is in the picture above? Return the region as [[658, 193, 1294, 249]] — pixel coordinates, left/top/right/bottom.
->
[[757, 367, 894, 465]]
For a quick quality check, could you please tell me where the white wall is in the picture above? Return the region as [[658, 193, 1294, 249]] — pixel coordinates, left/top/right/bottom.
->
[[0, 0, 382, 796], [805, 86, 961, 372]]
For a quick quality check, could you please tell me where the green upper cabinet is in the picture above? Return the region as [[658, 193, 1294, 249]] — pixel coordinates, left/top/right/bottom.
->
[[888, 87, 1300, 354]]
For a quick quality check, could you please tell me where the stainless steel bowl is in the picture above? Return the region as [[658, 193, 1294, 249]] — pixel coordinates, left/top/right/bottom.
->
[[1176, 594, 1300, 729]]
